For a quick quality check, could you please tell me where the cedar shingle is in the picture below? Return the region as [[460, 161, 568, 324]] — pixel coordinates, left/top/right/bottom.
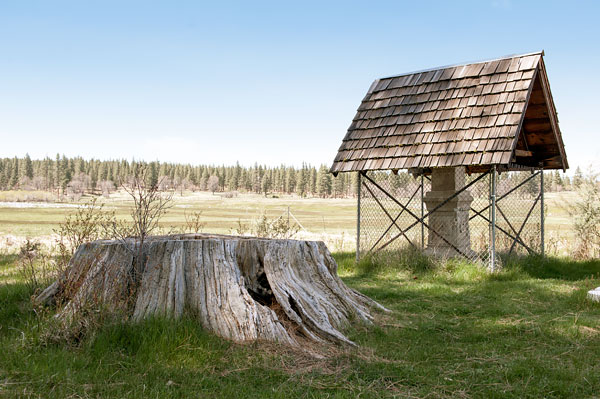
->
[[480, 61, 499, 75], [518, 55, 540, 71], [495, 59, 511, 73], [330, 52, 553, 173]]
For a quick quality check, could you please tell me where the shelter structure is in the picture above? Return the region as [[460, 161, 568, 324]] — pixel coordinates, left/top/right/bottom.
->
[[330, 52, 567, 269]]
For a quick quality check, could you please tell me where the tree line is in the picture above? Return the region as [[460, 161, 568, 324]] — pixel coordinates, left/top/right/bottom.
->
[[0, 154, 359, 199], [0, 154, 583, 201]]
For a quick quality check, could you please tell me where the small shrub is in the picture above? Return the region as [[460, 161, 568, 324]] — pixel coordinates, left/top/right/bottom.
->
[[566, 170, 600, 259], [54, 198, 114, 270], [184, 210, 205, 233], [232, 218, 251, 236], [231, 212, 299, 239], [17, 239, 56, 292], [330, 231, 348, 252], [254, 212, 300, 239], [18, 239, 41, 291]]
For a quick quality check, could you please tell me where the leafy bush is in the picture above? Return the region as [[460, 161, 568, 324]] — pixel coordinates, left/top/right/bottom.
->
[[17, 239, 56, 292], [567, 170, 600, 259], [54, 198, 114, 269]]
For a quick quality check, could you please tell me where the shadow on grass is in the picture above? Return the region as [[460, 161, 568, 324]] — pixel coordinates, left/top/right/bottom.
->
[[335, 247, 437, 278], [0, 282, 33, 339], [0, 253, 18, 269], [0, 251, 599, 398], [501, 253, 600, 281], [334, 250, 600, 282], [339, 253, 600, 398]]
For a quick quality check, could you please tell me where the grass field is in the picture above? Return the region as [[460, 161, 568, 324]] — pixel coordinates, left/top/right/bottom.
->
[[0, 189, 597, 397], [0, 252, 599, 398], [0, 189, 579, 255], [0, 190, 356, 239]]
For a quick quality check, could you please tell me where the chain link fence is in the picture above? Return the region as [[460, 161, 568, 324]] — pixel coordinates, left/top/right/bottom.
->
[[358, 169, 543, 268]]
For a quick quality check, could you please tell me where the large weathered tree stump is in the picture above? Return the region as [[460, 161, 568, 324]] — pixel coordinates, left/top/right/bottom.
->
[[37, 234, 386, 346]]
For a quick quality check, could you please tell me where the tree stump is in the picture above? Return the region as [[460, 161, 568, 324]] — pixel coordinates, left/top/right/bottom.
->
[[37, 234, 386, 346]]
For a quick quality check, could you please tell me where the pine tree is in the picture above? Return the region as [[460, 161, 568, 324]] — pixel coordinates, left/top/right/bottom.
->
[[232, 162, 241, 191], [41, 157, 50, 190], [24, 153, 34, 179], [573, 167, 584, 189], [0, 155, 370, 198], [61, 155, 72, 192], [350, 172, 359, 197], [316, 165, 331, 197], [54, 154, 62, 194], [563, 175, 572, 190], [148, 162, 159, 188], [89, 163, 98, 191], [543, 170, 553, 192], [554, 170, 563, 191], [286, 168, 295, 194], [333, 173, 344, 198], [10, 157, 19, 188], [200, 169, 209, 191], [309, 167, 317, 195], [296, 166, 306, 197], [0, 159, 7, 190], [261, 173, 270, 195]]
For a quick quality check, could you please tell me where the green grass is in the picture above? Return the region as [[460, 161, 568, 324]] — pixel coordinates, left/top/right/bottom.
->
[[1, 252, 599, 398]]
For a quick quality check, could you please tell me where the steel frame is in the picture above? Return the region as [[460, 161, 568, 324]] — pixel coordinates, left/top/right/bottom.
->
[[355, 168, 545, 266]]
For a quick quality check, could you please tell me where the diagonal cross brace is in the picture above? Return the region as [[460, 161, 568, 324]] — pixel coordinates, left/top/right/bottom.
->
[[362, 180, 421, 252], [471, 204, 535, 254], [508, 192, 541, 254], [496, 204, 536, 255], [361, 173, 483, 258], [363, 171, 488, 228], [469, 171, 541, 222]]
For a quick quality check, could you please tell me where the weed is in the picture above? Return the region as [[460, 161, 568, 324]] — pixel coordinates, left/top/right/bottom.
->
[[184, 210, 206, 233], [17, 240, 56, 293], [232, 212, 300, 239], [566, 171, 600, 258], [54, 197, 114, 268]]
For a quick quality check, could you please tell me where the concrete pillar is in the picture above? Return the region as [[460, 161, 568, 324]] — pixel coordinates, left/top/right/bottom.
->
[[424, 167, 474, 257]]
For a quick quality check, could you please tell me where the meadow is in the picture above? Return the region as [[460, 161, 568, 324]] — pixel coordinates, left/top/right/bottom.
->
[[0, 190, 355, 239], [0, 189, 580, 255], [0, 189, 598, 398]]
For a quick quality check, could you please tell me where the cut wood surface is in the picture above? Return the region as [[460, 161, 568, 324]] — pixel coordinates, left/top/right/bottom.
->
[[37, 234, 387, 347]]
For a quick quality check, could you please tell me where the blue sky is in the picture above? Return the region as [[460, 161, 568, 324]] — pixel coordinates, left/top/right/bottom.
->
[[0, 0, 598, 172]]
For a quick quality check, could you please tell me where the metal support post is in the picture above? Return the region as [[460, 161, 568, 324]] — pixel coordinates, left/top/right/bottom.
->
[[540, 169, 545, 256], [356, 173, 361, 263], [490, 165, 497, 271], [421, 173, 425, 250]]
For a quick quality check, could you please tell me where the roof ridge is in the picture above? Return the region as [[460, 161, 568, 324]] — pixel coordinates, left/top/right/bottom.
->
[[379, 51, 544, 81]]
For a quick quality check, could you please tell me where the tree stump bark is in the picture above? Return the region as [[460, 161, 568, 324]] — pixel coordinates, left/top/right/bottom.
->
[[37, 234, 386, 346]]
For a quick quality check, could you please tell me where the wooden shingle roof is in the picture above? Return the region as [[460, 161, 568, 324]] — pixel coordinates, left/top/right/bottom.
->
[[331, 52, 568, 174]]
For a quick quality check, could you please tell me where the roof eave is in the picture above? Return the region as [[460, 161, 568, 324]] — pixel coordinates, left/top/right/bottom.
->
[[537, 57, 569, 171]]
